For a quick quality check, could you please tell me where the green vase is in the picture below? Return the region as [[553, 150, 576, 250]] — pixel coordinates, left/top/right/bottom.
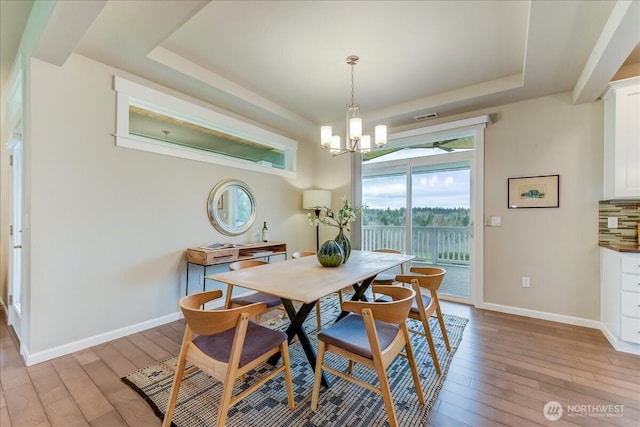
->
[[334, 229, 351, 263], [317, 240, 344, 267]]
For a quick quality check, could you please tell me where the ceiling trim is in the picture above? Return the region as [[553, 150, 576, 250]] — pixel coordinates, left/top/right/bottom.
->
[[32, 0, 106, 66], [573, 0, 640, 103], [366, 74, 523, 124], [147, 45, 314, 130]]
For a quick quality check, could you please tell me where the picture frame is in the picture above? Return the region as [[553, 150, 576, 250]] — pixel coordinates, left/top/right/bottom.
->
[[508, 174, 559, 209]]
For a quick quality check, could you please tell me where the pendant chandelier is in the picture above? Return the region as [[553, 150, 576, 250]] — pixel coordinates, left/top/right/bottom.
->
[[320, 55, 387, 156]]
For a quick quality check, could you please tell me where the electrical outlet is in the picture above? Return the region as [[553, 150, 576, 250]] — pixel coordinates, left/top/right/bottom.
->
[[607, 217, 618, 228], [522, 277, 530, 288]]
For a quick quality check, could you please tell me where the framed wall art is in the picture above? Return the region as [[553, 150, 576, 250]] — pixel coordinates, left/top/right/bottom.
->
[[508, 175, 559, 208]]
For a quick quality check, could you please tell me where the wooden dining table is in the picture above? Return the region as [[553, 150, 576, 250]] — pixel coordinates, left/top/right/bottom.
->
[[207, 249, 414, 387]]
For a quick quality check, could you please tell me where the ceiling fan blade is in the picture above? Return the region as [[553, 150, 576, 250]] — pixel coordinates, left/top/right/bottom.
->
[[433, 139, 456, 151]]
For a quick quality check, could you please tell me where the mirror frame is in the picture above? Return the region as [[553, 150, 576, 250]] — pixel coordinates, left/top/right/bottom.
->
[[207, 179, 256, 236]]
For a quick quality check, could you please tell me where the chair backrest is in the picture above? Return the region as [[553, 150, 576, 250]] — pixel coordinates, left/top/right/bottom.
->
[[229, 259, 269, 271], [396, 267, 446, 291], [342, 285, 415, 325], [373, 249, 407, 274], [373, 248, 400, 254], [292, 251, 316, 259], [179, 290, 267, 336]]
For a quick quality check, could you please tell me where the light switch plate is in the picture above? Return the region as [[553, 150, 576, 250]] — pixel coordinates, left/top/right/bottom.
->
[[490, 216, 502, 226], [607, 217, 618, 228]]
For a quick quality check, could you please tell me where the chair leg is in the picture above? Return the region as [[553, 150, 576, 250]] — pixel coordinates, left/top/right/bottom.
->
[[376, 367, 399, 427], [216, 371, 236, 427], [315, 301, 322, 332], [423, 322, 442, 375], [281, 340, 295, 410], [402, 327, 425, 405], [311, 341, 327, 410], [162, 356, 187, 427], [435, 306, 451, 351]]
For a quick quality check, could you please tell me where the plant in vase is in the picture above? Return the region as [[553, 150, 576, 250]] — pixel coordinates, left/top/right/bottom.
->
[[307, 197, 365, 263]]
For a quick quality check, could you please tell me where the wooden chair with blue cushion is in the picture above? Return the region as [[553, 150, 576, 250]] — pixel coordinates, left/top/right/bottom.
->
[[371, 248, 407, 285], [162, 290, 295, 427], [310, 285, 424, 427], [394, 267, 450, 375], [225, 260, 285, 322]]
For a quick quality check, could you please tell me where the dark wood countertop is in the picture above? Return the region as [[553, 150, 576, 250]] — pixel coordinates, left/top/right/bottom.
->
[[599, 243, 640, 253]]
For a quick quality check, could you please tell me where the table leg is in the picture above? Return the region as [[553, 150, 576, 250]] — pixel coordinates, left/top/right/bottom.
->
[[267, 298, 331, 388], [186, 262, 191, 296], [335, 275, 376, 322]]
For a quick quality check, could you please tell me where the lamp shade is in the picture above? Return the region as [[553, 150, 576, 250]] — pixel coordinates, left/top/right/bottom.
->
[[303, 190, 332, 209], [320, 126, 332, 148], [360, 135, 371, 152], [349, 118, 362, 139], [375, 125, 387, 147]]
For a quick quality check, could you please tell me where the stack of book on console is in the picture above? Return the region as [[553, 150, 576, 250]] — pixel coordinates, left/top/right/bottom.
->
[[239, 248, 274, 257]]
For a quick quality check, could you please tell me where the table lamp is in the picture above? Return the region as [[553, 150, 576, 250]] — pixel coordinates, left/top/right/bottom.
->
[[303, 190, 332, 251]]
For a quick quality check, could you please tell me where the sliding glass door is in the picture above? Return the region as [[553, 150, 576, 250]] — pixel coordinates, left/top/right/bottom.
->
[[358, 115, 489, 305], [410, 164, 470, 299], [361, 167, 407, 252], [362, 161, 471, 300]]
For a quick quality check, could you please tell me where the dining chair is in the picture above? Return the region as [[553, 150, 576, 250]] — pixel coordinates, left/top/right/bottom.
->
[[371, 248, 407, 285], [162, 290, 295, 427], [395, 267, 450, 375], [225, 260, 285, 322], [291, 251, 344, 331], [310, 285, 425, 427]]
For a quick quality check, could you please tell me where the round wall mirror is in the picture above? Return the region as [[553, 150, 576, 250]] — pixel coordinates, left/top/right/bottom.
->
[[207, 179, 256, 236]]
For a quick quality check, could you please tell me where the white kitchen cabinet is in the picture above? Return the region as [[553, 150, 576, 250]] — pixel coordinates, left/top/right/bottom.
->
[[601, 248, 640, 353], [602, 77, 640, 199]]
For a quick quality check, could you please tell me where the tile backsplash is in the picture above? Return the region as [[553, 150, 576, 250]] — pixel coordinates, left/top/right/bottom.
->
[[598, 199, 640, 245]]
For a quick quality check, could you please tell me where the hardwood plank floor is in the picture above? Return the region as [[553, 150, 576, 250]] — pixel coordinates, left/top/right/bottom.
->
[[1, 302, 639, 426]]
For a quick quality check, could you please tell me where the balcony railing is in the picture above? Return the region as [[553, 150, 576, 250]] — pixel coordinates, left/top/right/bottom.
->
[[362, 225, 470, 265]]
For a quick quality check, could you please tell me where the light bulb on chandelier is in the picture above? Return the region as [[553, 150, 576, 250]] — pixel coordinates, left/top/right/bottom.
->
[[320, 55, 387, 156]]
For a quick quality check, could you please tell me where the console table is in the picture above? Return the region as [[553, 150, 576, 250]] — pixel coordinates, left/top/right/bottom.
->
[[185, 241, 287, 295]]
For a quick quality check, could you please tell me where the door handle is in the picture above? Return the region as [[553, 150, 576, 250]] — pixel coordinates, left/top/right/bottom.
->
[[13, 245, 22, 249]]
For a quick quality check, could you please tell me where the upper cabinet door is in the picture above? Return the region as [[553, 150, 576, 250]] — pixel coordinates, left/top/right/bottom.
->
[[603, 77, 640, 199]]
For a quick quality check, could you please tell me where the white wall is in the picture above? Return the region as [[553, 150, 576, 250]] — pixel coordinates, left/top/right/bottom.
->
[[482, 93, 603, 321], [24, 53, 315, 360]]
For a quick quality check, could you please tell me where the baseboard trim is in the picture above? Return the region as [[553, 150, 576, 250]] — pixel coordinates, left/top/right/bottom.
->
[[600, 324, 640, 355], [476, 301, 602, 330], [20, 297, 632, 365], [456, 301, 639, 355], [24, 311, 184, 366]]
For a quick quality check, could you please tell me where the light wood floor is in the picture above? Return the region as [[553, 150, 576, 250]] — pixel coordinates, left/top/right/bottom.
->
[[2, 302, 639, 426]]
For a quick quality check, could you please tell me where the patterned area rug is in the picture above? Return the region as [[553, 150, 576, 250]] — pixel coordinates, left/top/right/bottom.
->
[[122, 293, 468, 426]]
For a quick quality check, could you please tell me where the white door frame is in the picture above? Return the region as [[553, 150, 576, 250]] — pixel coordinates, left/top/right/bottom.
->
[[356, 115, 489, 307], [6, 130, 23, 338]]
